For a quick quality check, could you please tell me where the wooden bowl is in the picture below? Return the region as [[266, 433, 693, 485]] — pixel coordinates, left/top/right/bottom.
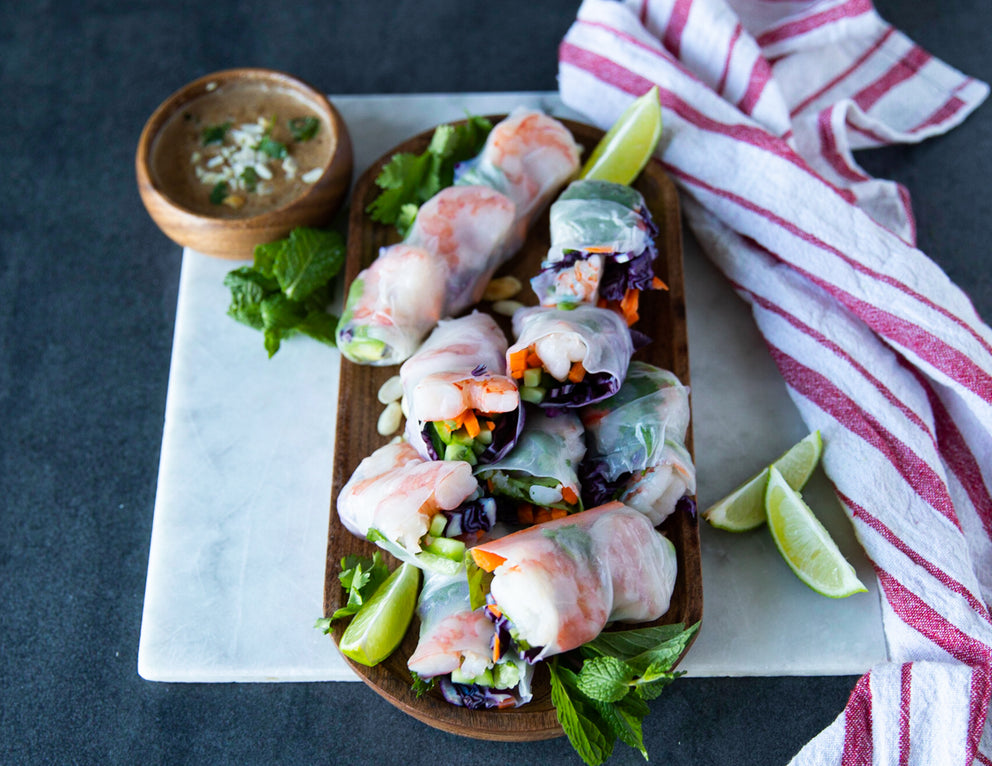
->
[[136, 68, 353, 260]]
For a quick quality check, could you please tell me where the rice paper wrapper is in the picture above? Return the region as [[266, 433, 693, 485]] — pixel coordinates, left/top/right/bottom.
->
[[401, 312, 524, 463], [545, 180, 654, 263], [454, 108, 581, 233], [335, 243, 447, 366], [470, 502, 677, 660], [509, 304, 633, 403], [580, 361, 691, 481], [405, 185, 520, 315], [620, 439, 697, 525], [475, 408, 585, 510], [408, 571, 496, 680], [336, 441, 478, 553]]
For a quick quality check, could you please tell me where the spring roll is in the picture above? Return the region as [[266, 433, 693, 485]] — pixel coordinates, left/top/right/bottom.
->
[[456, 108, 581, 234], [580, 361, 695, 524], [402, 312, 523, 466], [334, 243, 447, 365], [336, 185, 518, 366], [507, 305, 633, 410], [408, 571, 534, 709], [337, 441, 493, 558], [475, 407, 586, 523], [468, 502, 678, 662], [531, 179, 664, 322]]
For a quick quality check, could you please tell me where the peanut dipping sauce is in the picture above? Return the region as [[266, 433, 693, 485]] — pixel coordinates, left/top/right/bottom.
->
[[150, 80, 331, 219]]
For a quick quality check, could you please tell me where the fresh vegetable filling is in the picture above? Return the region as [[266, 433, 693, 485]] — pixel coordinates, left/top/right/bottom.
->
[[477, 471, 581, 523], [427, 496, 497, 541], [420, 409, 517, 465], [509, 346, 620, 407]]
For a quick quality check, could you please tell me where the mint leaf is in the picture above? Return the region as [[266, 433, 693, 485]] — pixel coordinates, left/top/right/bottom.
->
[[549, 660, 614, 766], [583, 622, 697, 664], [209, 181, 228, 205], [252, 238, 287, 278], [592, 697, 647, 760], [224, 226, 345, 357], [577, 656, 633, 703], [273, 227, 345, 302]]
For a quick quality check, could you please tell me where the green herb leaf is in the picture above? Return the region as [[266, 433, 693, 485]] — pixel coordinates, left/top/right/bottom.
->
[[289, 115, 320, 142], [256, 135, 288, 159], [549, 660, 615, 766], [411, 672, 436, 698], [577, 656, 633, 703], [202, 121, 231, 145], [365, 114, 491, 231], [591, 697, 647, 760], [324, 552, 390, 621], [223, 226, 345, 357], [240, 166, 259, 192], [273, 227, 345, 302], [209, 181, 228, 205], [465, 554, 493, 611]]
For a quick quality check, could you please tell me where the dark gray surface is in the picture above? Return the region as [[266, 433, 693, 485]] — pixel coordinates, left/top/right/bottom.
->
[[1, 1, 988, 764]]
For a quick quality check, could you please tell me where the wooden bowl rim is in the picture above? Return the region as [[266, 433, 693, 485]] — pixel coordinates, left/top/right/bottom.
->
[[135, 67, 350, 230]]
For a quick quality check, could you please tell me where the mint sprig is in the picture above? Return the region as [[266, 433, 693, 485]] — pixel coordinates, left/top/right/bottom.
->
[[550, 622, 700, 766], [224, 226, 345, 357], [366, 114, 492, 237]]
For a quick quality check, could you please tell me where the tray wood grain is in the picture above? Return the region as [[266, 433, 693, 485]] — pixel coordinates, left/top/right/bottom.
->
[[324, 117, 701, 741]]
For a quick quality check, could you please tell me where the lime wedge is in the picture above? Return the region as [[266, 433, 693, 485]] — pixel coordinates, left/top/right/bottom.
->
[[703, 431, 822, 532], [579, 85, 662, 185], [339, 562, 420, 666], [765, 466, 867, 598]]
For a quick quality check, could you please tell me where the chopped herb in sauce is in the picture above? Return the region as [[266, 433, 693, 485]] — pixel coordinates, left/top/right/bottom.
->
[[289, 115, 320, 142], [209, 181, 229, 205], [240, 166, 259, 192], [202, 122, 232, 146], [256, 135, 288, 159]]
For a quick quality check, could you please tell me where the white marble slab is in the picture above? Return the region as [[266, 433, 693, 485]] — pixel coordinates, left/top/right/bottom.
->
[[138, 92, 887, 683]]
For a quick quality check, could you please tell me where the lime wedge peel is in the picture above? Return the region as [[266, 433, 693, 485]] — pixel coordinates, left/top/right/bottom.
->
[[339, 561, 420, 666], [702, 431, 822, 532], [579, 85, 662, 185], [764, 466, 867, 599]]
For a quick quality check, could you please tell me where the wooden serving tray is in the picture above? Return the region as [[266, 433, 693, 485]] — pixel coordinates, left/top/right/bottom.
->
[[323, 117, 701, 741]]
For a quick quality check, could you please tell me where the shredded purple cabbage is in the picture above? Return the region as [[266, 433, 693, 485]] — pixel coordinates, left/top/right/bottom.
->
[[439, 679, 521, 709], [471, 364, 487, 377], [541, 370, 620, 410], [676, 494, 698, 520], [440, 496, 497, 537], [578, 459, 629, 509]]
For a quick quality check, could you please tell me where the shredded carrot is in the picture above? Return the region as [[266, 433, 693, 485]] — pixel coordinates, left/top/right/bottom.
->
[[583, 245, 614, 253], [486, 604, 503, 620], [517, 504, 534, 525], [525, 351, 543, 370], [462, 409, 481, 438], [652, 276, 669, 291], [561, 486, 579, 506], [567, 361, 586, 383], [619, 288, 640, 325], [534, 507, 554, 524], [551, 508, 569, 520], [470, 548, 507, 573], [492, 632, 502, 663], [509, 348, 528, 378]]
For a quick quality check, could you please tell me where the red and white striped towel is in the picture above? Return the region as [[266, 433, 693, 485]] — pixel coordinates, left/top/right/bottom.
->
[[558, 0, 992, 762]]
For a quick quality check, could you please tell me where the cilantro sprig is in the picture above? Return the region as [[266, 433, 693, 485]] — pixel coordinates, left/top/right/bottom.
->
[[315, 552, 390, 628], [366, 114, 492, 237], [224, 226, 345, 357], [550, 622, 700, 765]]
